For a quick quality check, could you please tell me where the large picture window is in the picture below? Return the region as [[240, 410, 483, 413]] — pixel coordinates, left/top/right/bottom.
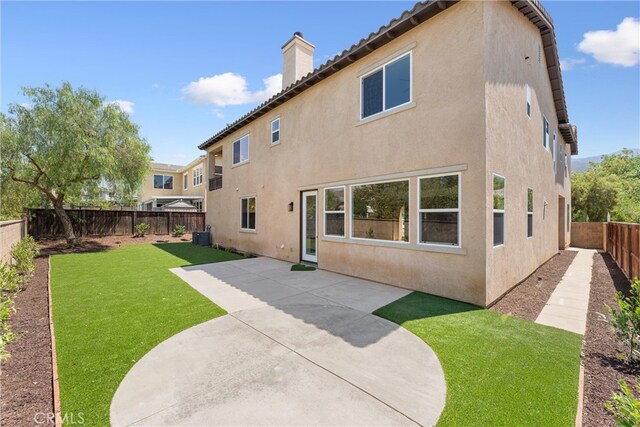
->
[[153, 174, 173, 190], [418, 174, 460, 246], [361, 53, 411, 119], [241, 196, 256, 231], [351, 180, 409, 242], [527, 188, 533, 238], [493, 174, 505, 246], [233, 135, 250, 166], [324, 187, 345, 237]]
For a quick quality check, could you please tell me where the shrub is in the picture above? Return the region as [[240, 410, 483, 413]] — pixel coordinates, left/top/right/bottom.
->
[[173, 224, 186, 237], [134, 223, 151, 237], [606, 278, 640, 362], [10, 235, 39, 274], [0, 293, 16, 360], [606, 378, 640, 427], [0, 262, 23, 293]]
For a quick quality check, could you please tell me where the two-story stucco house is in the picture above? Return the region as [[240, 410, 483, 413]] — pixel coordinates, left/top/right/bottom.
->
[[137, 156, 207, 212], [199, 0, 578, 307]]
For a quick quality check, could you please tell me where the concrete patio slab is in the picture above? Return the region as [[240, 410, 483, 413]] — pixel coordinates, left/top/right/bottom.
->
[[112, 257, 446, 426], [536, 248, 596, 335]]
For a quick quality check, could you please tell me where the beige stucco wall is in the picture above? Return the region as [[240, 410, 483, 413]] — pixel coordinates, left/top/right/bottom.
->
[[483, 1, 572, 304], [1, 220, 26, 264], [206, 1, 489, 305]]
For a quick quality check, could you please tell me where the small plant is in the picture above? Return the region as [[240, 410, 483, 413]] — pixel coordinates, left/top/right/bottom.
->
[[173, 224, 186, 237], [225, 246, 235, 253], [606, 378, 640, 427], [606, 278, 640, 363], [134, 222, 151, 237], [366, 227, 375, 239], [10, 236, 39, 275], [0, 263, 23, 293]]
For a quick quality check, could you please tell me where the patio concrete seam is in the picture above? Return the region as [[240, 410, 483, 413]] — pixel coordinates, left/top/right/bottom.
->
[[229, 312, 421, 426]]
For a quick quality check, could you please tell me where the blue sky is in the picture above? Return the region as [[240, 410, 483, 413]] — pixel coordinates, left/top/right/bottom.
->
[[2, 1, 639, 163]]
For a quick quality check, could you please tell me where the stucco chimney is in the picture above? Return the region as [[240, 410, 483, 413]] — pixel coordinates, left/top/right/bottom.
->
[[281, 32, 315, 90]]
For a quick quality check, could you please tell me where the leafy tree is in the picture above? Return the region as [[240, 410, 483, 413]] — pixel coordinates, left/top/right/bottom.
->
[[571, 149, 640, 223], [571, 170, 620, 222], [0, 176, 48, 220], [1, 83, 151, 244]]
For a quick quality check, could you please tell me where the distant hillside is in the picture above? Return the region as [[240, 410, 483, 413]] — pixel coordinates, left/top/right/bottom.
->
[[572, 148, 640, 173]]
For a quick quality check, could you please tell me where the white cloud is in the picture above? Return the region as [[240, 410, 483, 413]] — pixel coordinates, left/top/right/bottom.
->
[[19, 102, 32, 109], [107, 100, 135, 114], [578, 17, 640, 67], [182, 72, 282, 107], [212, 108, 225, 119], [560, 57, 586, 71]]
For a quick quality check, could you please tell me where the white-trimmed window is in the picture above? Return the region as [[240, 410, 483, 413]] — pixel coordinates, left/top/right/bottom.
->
[[527, 188, 533, 238], [240, 196, 256, 231], [153, 174, 173, 190], [553, 133, 558, 172], [543, 116, 549, 149], [361, 52, 412, 119], [324, 187, 345, 237], [351, 180, 409, 242], [526, 84, 531, 118], [183, 173, 188, 190], [564, 153, 569, 177], [271, 117, 280, 145], [418, 173, 460, 246], [493, 174, 505, 246], [232, 134, 250, 166], [193, 166, 203, 186]]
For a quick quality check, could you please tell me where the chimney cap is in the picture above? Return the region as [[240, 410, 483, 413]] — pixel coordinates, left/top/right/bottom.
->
[[294, 31, 304, 38], [282, 32, 315, 50]]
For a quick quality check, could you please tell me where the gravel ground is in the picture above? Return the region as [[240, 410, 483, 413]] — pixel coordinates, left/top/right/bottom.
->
[[0, 257, 54, 426], [490, 250, 577, 321]]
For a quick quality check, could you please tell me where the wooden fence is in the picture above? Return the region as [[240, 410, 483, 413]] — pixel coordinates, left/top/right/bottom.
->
[[606, 222, 640, 281], [27, 209, 205, 238]]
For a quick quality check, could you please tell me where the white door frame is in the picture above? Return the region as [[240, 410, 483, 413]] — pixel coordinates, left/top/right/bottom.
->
[[301, 190, 318, 263]]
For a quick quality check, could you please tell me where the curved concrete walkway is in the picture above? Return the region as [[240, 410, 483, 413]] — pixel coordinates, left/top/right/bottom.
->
[[111, 258, 446, 426]]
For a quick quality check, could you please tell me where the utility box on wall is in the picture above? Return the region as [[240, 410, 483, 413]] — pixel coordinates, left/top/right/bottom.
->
[[192, 231, 211, 246]]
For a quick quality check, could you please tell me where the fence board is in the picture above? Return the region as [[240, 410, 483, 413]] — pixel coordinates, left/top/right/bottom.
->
[[607, 222, 640, 281], [27, 209, 205, 238]]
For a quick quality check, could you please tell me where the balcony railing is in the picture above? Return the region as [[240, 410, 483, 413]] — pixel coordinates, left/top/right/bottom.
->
[[209, 175, 223, 191]]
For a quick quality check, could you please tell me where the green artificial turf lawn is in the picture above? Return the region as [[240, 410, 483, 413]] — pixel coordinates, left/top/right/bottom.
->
[[291, 264, 316, 271], [374, 292, 583, 426], [50, 243, 242, 426]]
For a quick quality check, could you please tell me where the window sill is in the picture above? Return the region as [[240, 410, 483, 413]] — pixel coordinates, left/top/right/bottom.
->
[[357, 101, 416, 126], [240, 228, 256, 234], [232, 160, 250, 169], [322, 235, 466, 255], [270, 142, 281, 147]]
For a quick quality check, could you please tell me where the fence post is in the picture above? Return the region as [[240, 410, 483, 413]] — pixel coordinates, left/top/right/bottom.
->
[[132, 211, 137, 235], [168, 212, 172, 235]]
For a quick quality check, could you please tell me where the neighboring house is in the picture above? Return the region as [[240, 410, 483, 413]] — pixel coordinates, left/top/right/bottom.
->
[[198, 0, 577, 307], [137, 156, 207, 211]]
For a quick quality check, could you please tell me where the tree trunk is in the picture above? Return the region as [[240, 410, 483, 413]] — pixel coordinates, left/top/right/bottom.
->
[[52, 200, 77, 246]]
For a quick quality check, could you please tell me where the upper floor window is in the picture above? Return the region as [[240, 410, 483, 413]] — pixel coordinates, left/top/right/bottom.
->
[[153, 174, 173, 190], [543, 116, 549, 150], [564, 153, 569, 177], [553, 134, 558, 172], [193, 166, 203, 186], [183, 173, 188, 190], [232, 134, 250, 166], [418, 173, 460, 247], [361, 53, 411, 119], [271, 118, 280, 145], [526, 85, 531, 118]]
